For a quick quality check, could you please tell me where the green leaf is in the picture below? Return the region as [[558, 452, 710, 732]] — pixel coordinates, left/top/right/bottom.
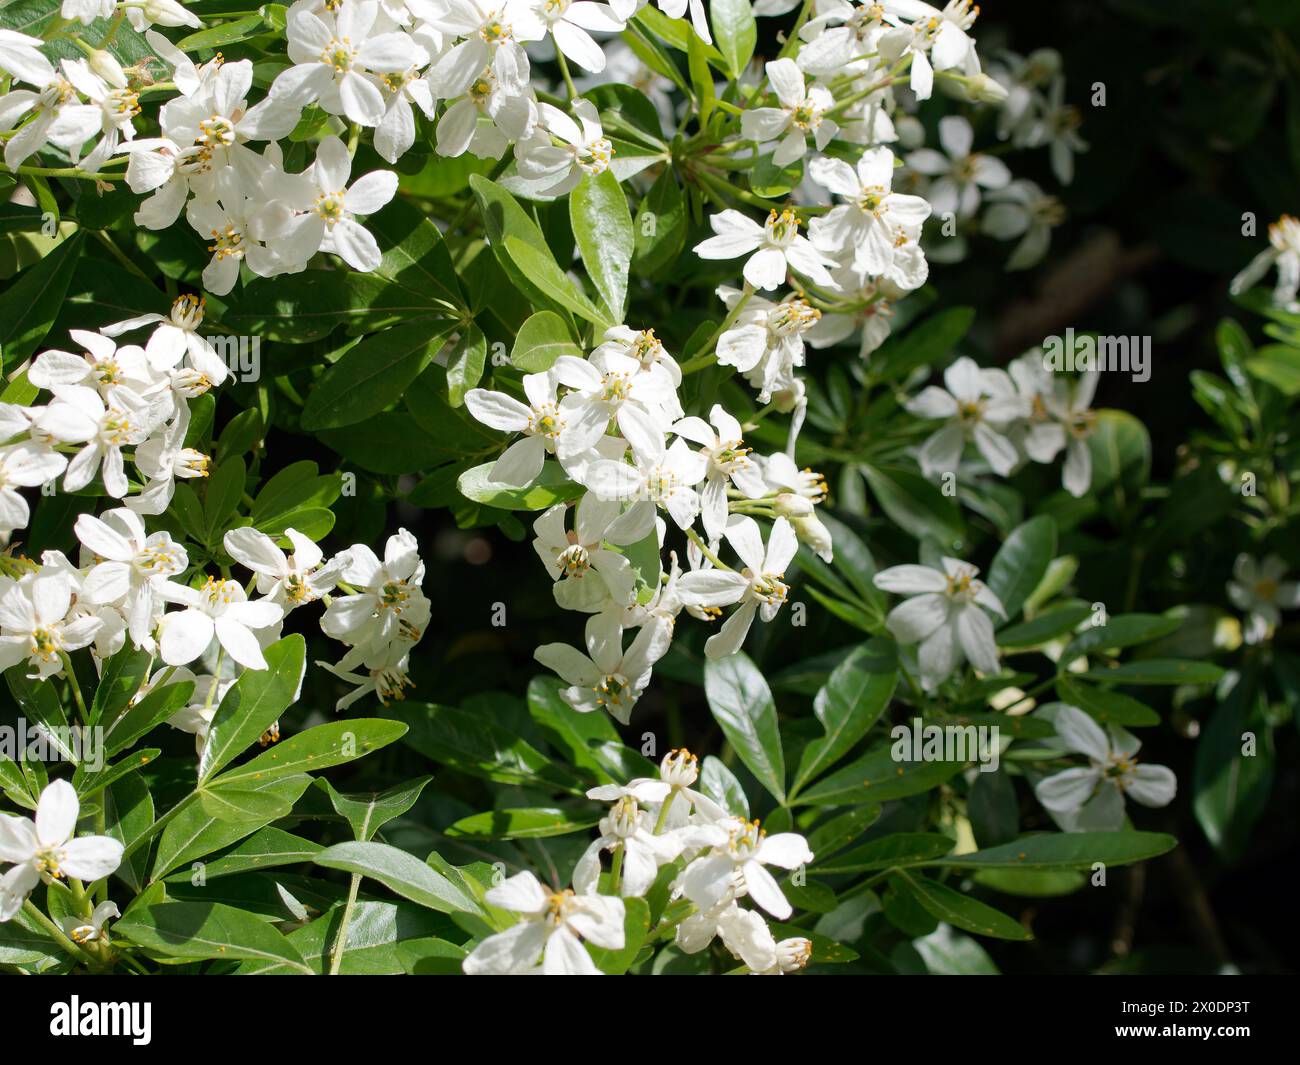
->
[[301, 320, 457, 430], [100, 681, 192, 764], [633, 168, 686, 275], [1087, 409, 1151, 510], [366, 196, 465, 314], [212, 719, 408, 787], [510, 310, 583, 372], [150, 774, 313, 880], [162, 826, 321, 882], [967, 768, 1020, 847], [1081, 659, 1224, 685], [445, 323, 487, 407], [996, 602, 1091, 647], [571, 170, 633, 323], [704, 652, 786, 803], [0, 232, 83, 369], [321, 776, 432, 842], [314, 841, 479, 914], [457, 460, 581, 510], [792, 745, 965, 807], [863, 464, 965, 549], [445, 807, 601, 840], [699, 755, 750, 818], [382, 701, 578, 791], [502, 236, 610, 327], [931, 831, 1178, 870], [527, 675, 653, 783], [320, 412, 445, 475], [1058, 613, 1183, 668], [816, 832, 954, 874], [987, 516, 1056, 622], [1194, 676, 1272, 861], [115, 901, 312, 972], [88, 644, 153, 728], [792, 640, 897, 795], [178, 14, 265, 49], [891, 871, 1031, 941], [1054, 678, 1161, 727], [198, 783, 298, 823], [203, 456, 245, 545], [712, 0, 757, 80], [198, 635, 306, 783]]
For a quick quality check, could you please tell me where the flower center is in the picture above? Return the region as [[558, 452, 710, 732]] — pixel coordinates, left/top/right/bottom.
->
[[765, 208, 800, 246], [314, 193, 347, 225], [558, 542, 590, 577], [595, 672, 632, 711], [208, 225, 245, 260], [528, 404, 564, 439], [322, 39, 356, 73]]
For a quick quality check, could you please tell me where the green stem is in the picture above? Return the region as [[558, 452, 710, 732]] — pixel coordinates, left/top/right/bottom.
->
[[121, 791, 196, 866], [97, 10, 124, 49], [328, 874, 362, 975], [653, 791, 677, 835], [59, 653, 89, 724], [608, 843, 625, 895], [680, 283, 755, 374], [685, 528, 733, 571], [555, 49, 578, 101]]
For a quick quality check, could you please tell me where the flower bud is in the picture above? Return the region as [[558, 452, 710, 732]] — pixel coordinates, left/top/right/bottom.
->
[[660, 747, 699, 788], [772, 492, 814, 519], [86, 48, 127, 88], [790, 512, 833, 563]]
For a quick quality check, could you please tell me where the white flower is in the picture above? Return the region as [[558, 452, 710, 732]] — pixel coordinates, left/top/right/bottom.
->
[[76, 508, 187, 649], [1227, 554, 1300, 645], [0, 28, 57, 87], [532, 493, 654, 612], [808, 147, 931, 278], [573, 786, 679, 897], [435, 61, 535, 159], [928, 0, 981, 74], [678, 817, 813, 919], [676, 515, 799, 659], [60, 0, 114, 25], [0, 780, 124, 921], [550, 349, 675, 464], [981, 179, 1064, 271], [101, 295, 229, 385], [796, 0, 902, 77], [741, 58, 838, 166], [60, 59, 139, 173], [367, 63, 434, 161], [715, 286, 821, 404], [280, 135, 398, 272], [873, 557, 1005, 688], [0, 63, 102, 170], [462, 870, 624, 974], [905, 356, 1027, 477], [534, 612, 671, 723], [224, 527, 348, 609], [610, 0, 710, 43], [318, 645, 415, 711], [35, 385, 166, 498], [905, 115, 1011, 220], [672, 405, 767, 541], [1231, 215, 1300, 313], [464, 371, 574, 486], [1026, 76, 1087, 186], [0, 571, 102, 679], [321, 529, 428, 653], [61, 900, 121, 944], [185, 166, 297, 295], [584, 436, 707, 531], [590, 327, 682, 419], [428, 0, 545, 98], [27, 330, 160, 402], [535, 0, 624, 74], [130, 404, 210, 516], [694, 208, 835, 292], [123, 0, 203, 31], [0, 443, 66, 536], [158, 576, 285, 669], [1034, 705, 1176, 831], [274, 0, 427, 126], [515, 99, 614, 197]]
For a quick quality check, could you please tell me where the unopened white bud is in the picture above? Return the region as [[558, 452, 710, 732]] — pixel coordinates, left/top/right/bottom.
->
[[790, 513, 833, 563], [773, 492, 814, 518], [86, 49, 127, 88]]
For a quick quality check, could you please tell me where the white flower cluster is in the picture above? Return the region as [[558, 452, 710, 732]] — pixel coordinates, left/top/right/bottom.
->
[[906, 353, 1100, 498], [0, 303, 431, 737], [466, 322, 836, 723], [464, 748, 815, 975]]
